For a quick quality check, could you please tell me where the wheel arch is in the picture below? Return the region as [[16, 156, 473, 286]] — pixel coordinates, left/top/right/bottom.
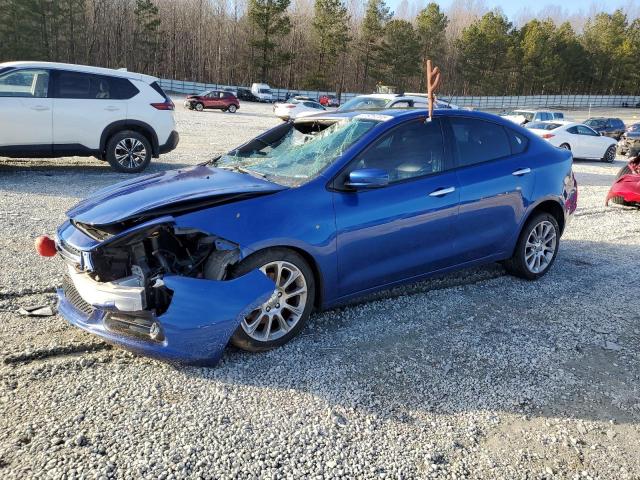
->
[[524, 199, 566, 235], [100, 120, 160, 159], [243, 244, 325, 311]]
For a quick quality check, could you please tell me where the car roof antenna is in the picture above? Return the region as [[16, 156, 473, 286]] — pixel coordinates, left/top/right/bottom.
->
[[424, 59, 441, 123]]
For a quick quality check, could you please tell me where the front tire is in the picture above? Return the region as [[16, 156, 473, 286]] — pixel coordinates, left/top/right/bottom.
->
[[603, 145, 616, 163], [504, 213, 560, 280], [194, 102, 204, 112], [105, 130, 152, 173], [228, 248, 315, 352]]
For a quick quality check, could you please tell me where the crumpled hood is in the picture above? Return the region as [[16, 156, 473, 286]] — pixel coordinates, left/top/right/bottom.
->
[[67, 165, 285, 226]]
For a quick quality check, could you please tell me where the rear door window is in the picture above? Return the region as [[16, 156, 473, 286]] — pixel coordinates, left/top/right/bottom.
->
[[53, 71, 139, 100], [449, 117, 512, 167]]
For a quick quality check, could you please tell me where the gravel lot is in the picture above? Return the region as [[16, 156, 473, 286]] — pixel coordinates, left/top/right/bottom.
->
[[1, 101, 639, 479]]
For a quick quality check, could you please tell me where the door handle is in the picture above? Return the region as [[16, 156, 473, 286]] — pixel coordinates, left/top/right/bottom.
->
[[104, 106, 120, 111], [512, 168, 531, 176], [429, 186, 456, 197], [30, 105, 49, 111]]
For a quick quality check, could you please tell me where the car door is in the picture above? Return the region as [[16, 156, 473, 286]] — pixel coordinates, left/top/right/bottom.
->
[[52, 70, 129, 151], [333, 118, 460, 296], [448, 116, 534, 262], [0, 68, 52, 153], [205, 91, 222, 108], [576, 125, 604, 158]]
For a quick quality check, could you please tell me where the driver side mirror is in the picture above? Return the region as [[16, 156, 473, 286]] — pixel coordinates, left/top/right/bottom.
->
[[344, 168, 389, 189]]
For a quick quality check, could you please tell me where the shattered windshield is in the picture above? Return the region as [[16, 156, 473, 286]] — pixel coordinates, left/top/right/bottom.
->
[[216, 118, 379, 186], [339, 97, 389, 111]]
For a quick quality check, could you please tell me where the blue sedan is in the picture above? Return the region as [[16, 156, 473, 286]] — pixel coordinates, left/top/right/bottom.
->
[[44, 108, 578, 364]]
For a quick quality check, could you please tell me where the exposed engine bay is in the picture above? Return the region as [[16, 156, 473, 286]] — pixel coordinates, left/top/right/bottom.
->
[[66, 220, 242, 316]]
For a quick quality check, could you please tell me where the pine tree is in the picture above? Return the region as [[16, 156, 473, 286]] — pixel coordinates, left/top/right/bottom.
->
[[377, 19, 420, 90], [416, 3, 448, 65], [308, 0, 350, 89], [359, 0, 391, 91], [248, 0, 291, 82], [134, 0, 162, 74]]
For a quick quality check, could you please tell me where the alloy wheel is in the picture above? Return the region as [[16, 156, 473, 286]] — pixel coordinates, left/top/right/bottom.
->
[[605, 146, 616, 163], [114, 138, 147, 170], [241, 261, 308, 342], [524, 220, 557, 274]]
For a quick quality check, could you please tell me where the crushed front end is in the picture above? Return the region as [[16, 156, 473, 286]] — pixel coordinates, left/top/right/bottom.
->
[[51, 217, 274, 365]]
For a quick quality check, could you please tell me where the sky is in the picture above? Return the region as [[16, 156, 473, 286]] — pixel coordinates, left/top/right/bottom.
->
[[386, 0, 639, 24]]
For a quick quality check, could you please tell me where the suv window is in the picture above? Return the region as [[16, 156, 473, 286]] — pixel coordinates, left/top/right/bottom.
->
[[449, 117, 511, 167], [0, 69, 49, 98], [552, 112, 564, 120], [53, 71, 139, 100], [349, 119, 446, 183], [537, 112, 552, 121], [612, 119, 625, 128]]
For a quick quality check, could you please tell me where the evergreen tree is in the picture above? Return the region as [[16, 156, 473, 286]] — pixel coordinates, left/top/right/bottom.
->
[[359, 0, 391, 91], [248, 0, 291, 82], [308, 0, 350, 89], [376, 20, 420, 90], [415, 3, 448, 65], [134, 0, 162, 74]]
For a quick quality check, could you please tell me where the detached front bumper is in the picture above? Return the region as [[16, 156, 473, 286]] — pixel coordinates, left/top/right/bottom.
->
[[58, 270, 274, 365]]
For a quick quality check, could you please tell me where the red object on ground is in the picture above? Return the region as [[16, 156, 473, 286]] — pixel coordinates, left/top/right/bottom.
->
[[606, 175, 640, 205], [35, 235, 57, 257]]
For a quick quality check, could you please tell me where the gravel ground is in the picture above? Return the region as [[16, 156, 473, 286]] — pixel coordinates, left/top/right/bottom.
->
[[0, 102, 639, 479]]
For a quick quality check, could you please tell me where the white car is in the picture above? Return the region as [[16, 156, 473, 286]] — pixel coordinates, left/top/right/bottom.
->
[[273, 98, 326, 120], [526, 121, 617, 162], [502, 109, 564, 126], [338, 93, 458, 111], [0, 61, 178, 172]]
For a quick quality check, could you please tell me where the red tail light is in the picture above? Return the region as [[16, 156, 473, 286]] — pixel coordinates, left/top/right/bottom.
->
[[285, 104, 296, 109], [542, 133, 555, 139], [151, 100, 175, 110]]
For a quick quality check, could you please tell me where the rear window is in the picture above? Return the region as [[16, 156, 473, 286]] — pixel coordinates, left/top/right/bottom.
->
[[54, 71, 139, 100], [150, 81, 170, 100], [613, 119, 625, 128], [527, 122, 561, 131]]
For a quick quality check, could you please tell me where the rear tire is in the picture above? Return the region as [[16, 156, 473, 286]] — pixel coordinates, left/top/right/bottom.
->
[[504, 213, 560, 280], [227, 248, 316, 352], [105, 130, 152, 173], [602, 145, 616, 163], [559, 143, 571, 151], [227, 104, 237, 113]]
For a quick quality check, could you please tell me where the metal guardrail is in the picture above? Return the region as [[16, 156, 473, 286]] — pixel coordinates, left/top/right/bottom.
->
[[158, 78, 640, 109]]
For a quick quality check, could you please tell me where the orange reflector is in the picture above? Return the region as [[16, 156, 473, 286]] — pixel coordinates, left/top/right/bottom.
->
[[35, 235, 57, 257]]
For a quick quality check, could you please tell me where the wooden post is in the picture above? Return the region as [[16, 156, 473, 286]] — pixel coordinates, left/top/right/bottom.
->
[[424, 59, 441, 121]]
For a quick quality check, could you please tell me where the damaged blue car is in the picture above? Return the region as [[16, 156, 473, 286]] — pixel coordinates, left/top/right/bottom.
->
[[39, 108, 578, 365]]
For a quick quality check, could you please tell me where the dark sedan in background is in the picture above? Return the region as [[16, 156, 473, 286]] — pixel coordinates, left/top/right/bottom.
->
[[584, 117, 626, 140], [618, 123, 640, 156]]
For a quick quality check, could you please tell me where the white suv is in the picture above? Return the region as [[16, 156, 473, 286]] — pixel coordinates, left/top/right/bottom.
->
[[0, 61, 179, 173]]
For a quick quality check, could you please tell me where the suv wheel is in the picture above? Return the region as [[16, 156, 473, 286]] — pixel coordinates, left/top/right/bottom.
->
[[105, 130, 152, 173], [227, 104, 237, 113], [504, 213, 560, 280], [195, 102, 204, 112]]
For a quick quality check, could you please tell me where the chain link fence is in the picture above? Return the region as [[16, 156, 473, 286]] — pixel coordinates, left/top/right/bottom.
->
[[158, 78, 640, 109]]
